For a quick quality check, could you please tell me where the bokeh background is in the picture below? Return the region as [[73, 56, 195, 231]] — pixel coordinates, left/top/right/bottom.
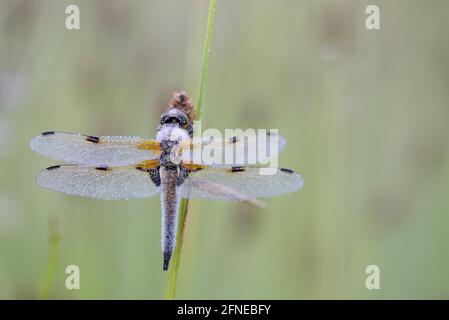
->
[[1, 0, 448, 299]]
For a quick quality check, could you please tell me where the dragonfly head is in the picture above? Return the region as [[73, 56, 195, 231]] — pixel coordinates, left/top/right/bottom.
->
[[158, 108, 193, 139], [160, 108, 189, 128]]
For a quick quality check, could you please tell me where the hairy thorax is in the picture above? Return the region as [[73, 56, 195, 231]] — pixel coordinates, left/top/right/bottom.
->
[[157, 125, 190, 167]]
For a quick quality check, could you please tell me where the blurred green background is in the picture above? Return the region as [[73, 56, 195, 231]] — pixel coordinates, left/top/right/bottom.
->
[[1, 0, 449, 299]]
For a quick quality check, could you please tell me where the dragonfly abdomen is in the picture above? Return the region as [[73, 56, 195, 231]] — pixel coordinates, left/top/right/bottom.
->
[[159, 166, 180, 271]]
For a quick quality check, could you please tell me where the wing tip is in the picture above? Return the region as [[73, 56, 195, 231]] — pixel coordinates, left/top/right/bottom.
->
[[279, 168, 304, 192], [290, 171, 304, 192], [36, 167, 53, 189], [297, 174, 304, 191], [30, 134, 42, 152], [30, 131, 56, 153]]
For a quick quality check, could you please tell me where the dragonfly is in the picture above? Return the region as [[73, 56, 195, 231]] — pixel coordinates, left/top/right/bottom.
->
[[30, 92, 303, 270]]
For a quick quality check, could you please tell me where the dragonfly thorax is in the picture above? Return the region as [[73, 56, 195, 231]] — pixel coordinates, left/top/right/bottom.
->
[[159, 140, 182, 167]]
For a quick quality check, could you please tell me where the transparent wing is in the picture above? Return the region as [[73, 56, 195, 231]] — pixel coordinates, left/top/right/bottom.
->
[[179, 166, 303, 200], [178, 131, 286, 167], [37, 165, 160, 200], [30, 131, 161, 166]]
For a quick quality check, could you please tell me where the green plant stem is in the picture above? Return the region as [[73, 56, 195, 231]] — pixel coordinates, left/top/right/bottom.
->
[[37, 220, 59, 299], [195, 0, 216, 120], [165, 0, 216, 300]]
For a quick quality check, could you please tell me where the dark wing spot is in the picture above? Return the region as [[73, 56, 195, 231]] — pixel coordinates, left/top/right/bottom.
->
[[280, 168, 294, 174], [42, 131, 55, 136], [149, 168, 161, 186], [229, 136, 238, 144], [86, 135, 100, 143], [231, 166, 245, 173], [47, 165, 61, 170], [136, 166, 161, 186], [95, 166, 109, 171]]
